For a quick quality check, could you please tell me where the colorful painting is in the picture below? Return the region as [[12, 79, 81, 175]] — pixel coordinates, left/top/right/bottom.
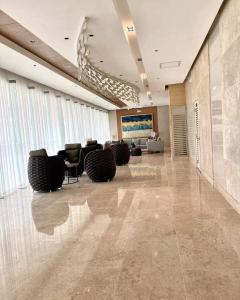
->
[[121, 114, 153, 138]]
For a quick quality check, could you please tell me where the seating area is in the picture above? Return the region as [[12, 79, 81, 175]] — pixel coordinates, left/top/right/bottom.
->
[[2, 0, 240, 299], [124, 137, 164, 153], [27, 141, 134, 190], [27, 136, 165, 190]]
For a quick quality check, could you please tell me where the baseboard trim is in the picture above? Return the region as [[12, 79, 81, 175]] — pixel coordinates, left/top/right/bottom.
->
[[200, 169, 214, 185], [213, 182, 240, 215], [191, 161, 240, 215]]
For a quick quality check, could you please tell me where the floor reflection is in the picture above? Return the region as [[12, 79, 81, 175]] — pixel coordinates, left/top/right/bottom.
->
[[87, 192, 119, 217], [32, 194, 70, 235], [2, 154, 240, 299]]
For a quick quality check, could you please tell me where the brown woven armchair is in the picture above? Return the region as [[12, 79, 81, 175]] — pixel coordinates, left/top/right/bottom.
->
[[85, 148, 116, 182], [79, 143, 103, 174], [110, 143, 130, 165], [28, 149, 65, 192]]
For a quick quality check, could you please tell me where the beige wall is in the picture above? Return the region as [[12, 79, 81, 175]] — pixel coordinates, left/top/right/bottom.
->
[[108, 110, 118, 140], [185, 0, 240, 211], [157, 106, 170, 148], [185, 44, 213, 181], [168, 84, 186, 106], [108, 105, 170, 147]]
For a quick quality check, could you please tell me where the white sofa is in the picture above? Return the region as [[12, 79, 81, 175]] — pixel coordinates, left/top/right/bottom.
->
[[147, 139, 164, 153]]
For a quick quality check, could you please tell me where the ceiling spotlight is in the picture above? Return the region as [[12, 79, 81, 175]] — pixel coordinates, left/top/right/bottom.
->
[[127, 25, 134, 32], [137, 58, 142, 62], [89, 34, 94, 37], [100, 60, 104, 63], [64, 37, 70, 40], [154, 49, 158, 52], [119, 74, 123, 77], [30, 40, 36, 43], [33, 64, 37, 67]]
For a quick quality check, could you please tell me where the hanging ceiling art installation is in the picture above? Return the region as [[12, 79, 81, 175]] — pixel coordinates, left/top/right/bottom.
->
[[77, 18, 140, 105]]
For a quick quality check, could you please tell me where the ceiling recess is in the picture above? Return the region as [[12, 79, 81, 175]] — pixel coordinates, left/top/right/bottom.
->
[[160, 61, 181, 69]]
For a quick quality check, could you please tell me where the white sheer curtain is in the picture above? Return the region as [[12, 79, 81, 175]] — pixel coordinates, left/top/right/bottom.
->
[[0, 69, 110, 196]]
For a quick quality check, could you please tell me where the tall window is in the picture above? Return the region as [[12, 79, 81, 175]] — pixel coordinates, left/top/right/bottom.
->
[[0, 69, 110, 196]]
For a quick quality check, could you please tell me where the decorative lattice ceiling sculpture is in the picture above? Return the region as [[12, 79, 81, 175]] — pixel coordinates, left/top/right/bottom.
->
[[77, 18, 140, 105]]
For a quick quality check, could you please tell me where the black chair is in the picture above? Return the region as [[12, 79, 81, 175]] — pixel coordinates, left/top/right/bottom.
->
[[79, 143, 103, 174], [111, 143, 130, 165], [28, 149, 65, 192], [58, 143, 82, 179], [131, 147, 142, 156], [85, 148, 116, 182]]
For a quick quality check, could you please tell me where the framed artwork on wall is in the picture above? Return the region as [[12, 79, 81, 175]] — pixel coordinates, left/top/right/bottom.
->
[[121, 114, 153, 139]]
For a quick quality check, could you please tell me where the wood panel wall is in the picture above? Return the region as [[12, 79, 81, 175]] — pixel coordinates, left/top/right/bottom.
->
[[116, 106, 159, 139], [168, 84, 186, 106]]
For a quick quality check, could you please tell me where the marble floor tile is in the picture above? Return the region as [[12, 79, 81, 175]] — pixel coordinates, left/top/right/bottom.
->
[[1, 153, 240, 299]]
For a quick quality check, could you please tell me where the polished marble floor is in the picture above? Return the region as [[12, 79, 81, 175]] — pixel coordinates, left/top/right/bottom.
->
[[1, 153, 240, 299]]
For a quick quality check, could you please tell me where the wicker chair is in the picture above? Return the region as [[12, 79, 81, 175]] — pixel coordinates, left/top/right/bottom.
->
[[79, 143, 103, 174], [111, 143, 130, 165], [28, 149, 65, 192], [85, 148, 116, 182]]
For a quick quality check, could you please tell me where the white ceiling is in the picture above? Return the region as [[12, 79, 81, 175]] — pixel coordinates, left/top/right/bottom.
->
[[0, 43, 118, 110], [0, 0, 223, 108]]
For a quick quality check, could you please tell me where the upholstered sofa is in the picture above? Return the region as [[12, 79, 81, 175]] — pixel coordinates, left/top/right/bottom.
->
[[147, 139, 164, 153], [124, 138, 148, 150]]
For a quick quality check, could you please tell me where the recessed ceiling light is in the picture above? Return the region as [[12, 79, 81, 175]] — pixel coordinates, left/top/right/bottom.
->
[[64, 37, 70, 40], [127, 25, 134, 32], [154, 49, 158, 52], [30, 40, 36, 43], [89, 34, 94, 37], [137, 58, 142, 62], [141, 73, 147, 81], [100, 60, 104, 63], [160, 61, 181, 69], [120, 74, 123, 77], [33, 64, 37, 67]]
